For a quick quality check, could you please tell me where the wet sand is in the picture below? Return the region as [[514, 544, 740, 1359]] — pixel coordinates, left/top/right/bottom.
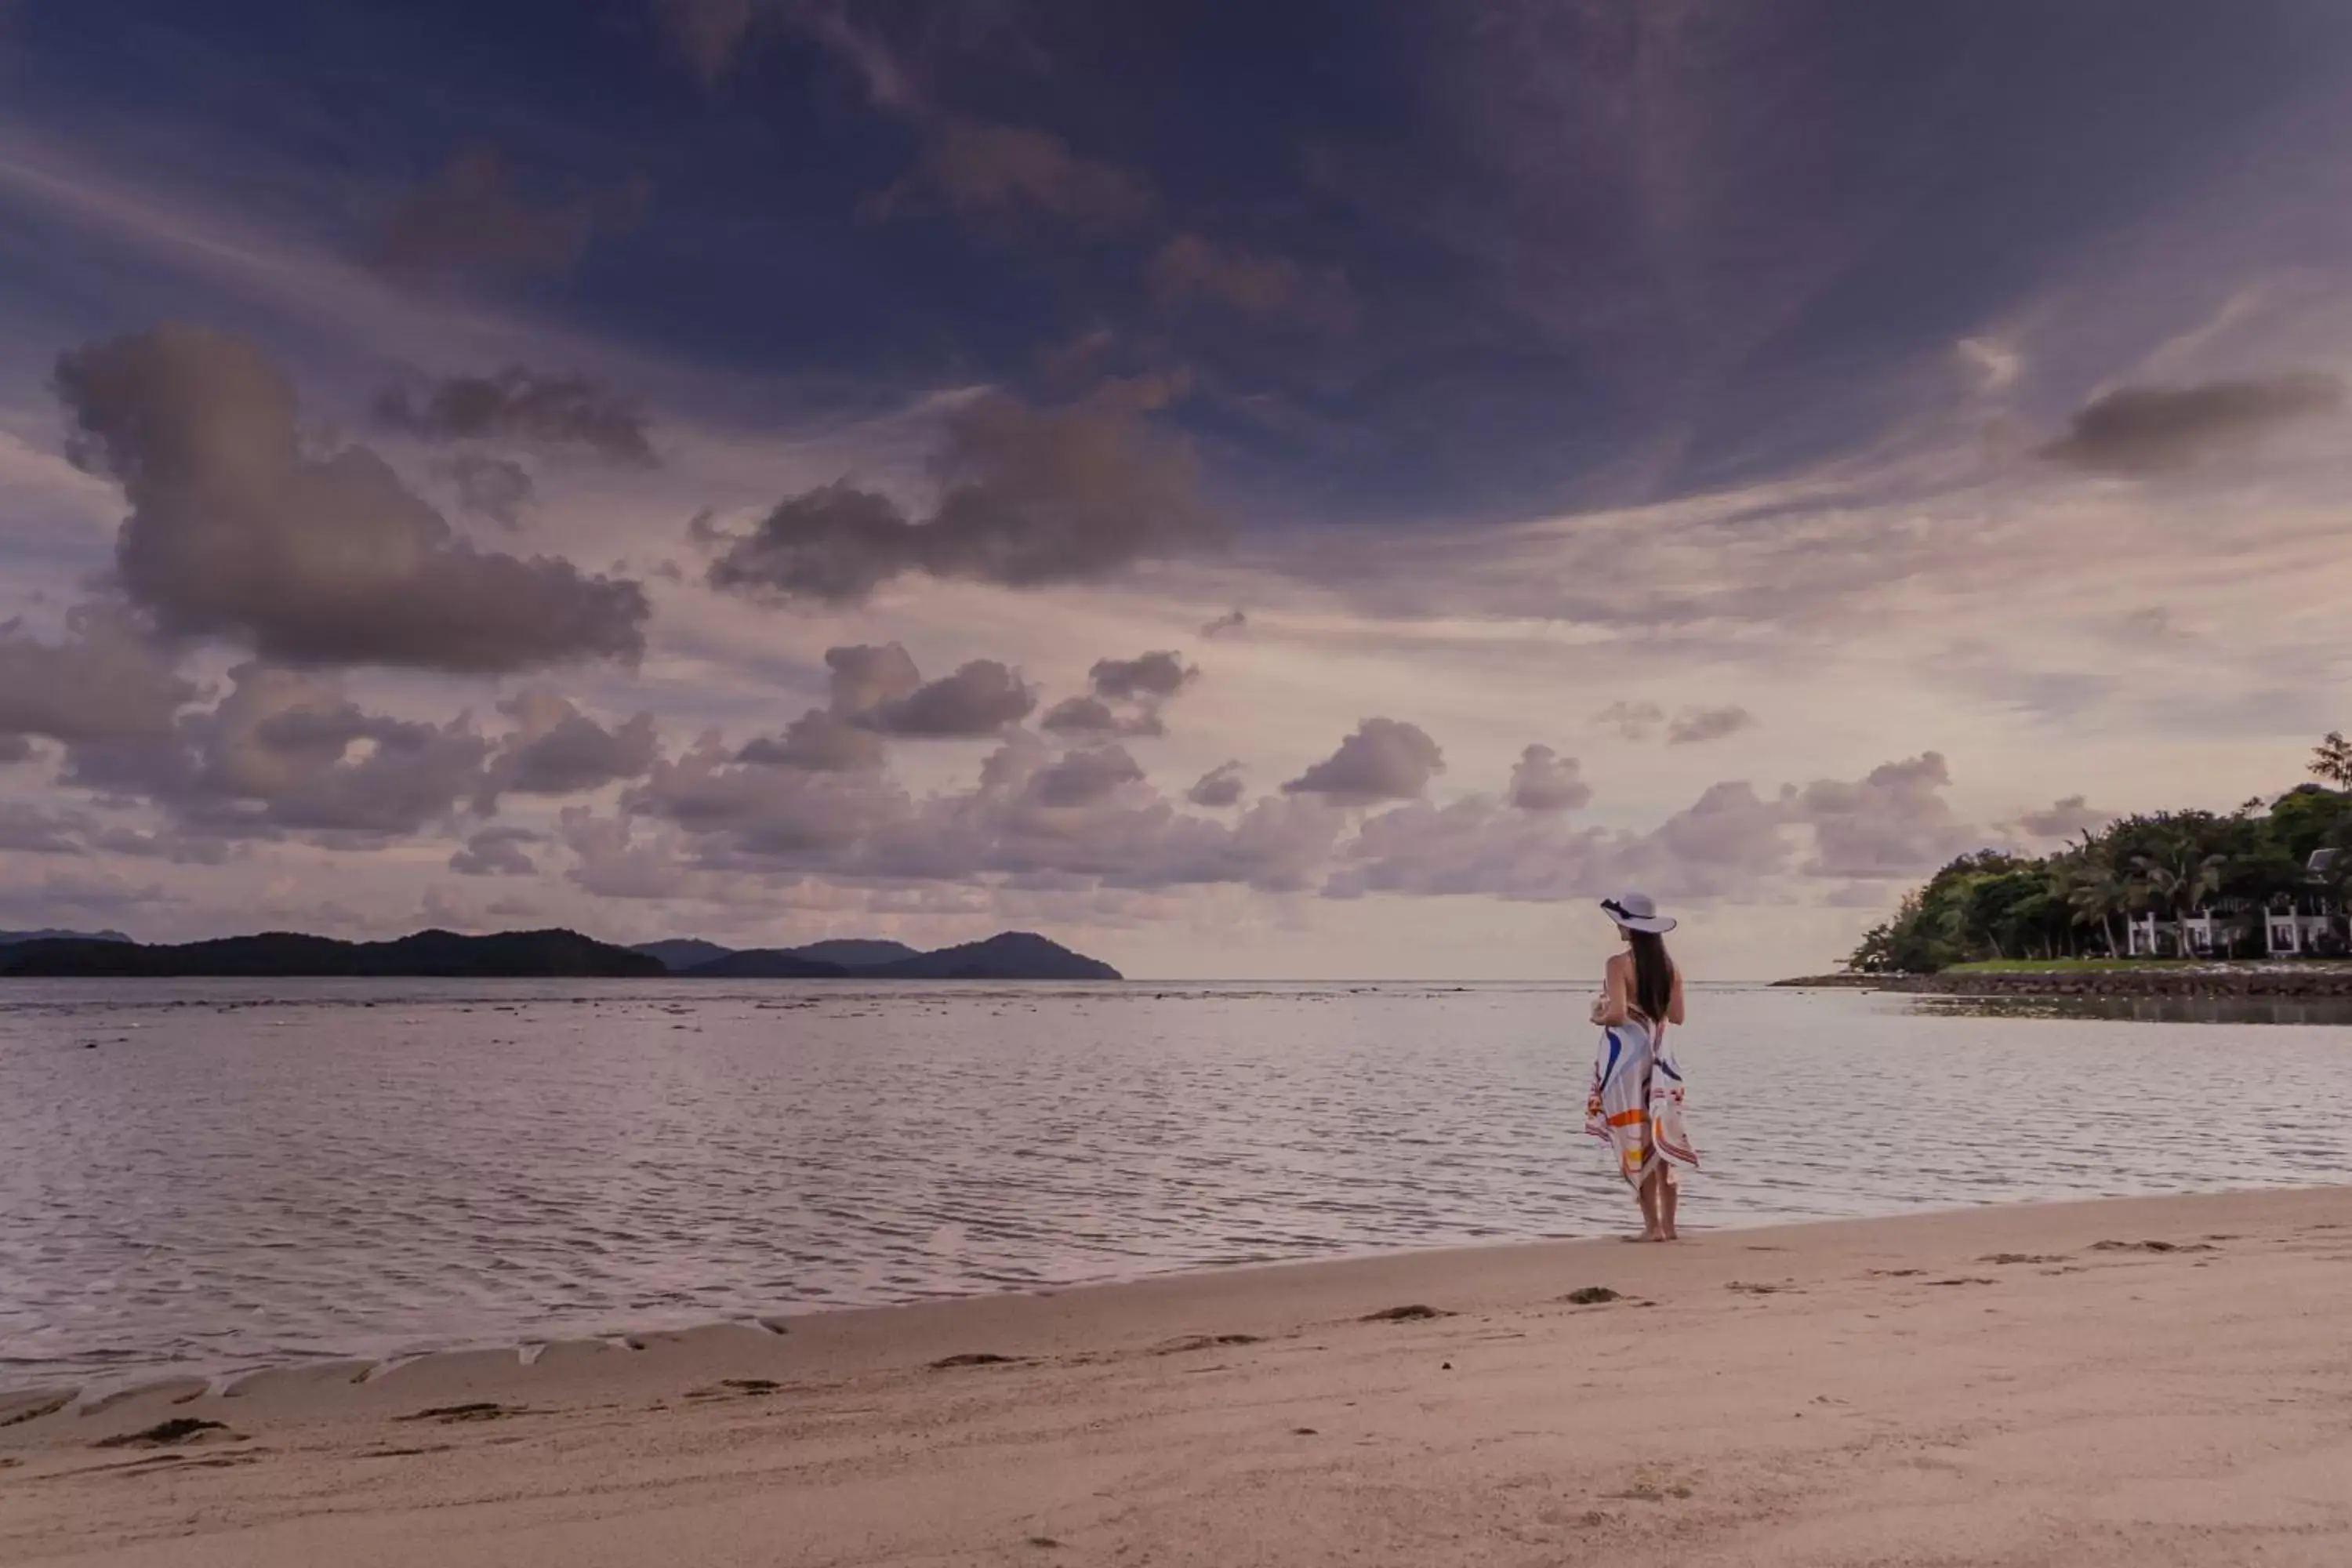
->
[[5, 1188, 2350, 1566]]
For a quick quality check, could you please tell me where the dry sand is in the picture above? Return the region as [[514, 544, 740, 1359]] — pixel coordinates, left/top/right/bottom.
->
[[4, 1188, 2350, 1566]]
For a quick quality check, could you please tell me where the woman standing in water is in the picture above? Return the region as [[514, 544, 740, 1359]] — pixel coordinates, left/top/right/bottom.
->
[[1587, 893, 1698, 1241]]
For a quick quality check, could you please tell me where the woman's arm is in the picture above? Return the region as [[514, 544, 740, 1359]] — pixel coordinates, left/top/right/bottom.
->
[[1666, 966, 1686, 1026], [1594, 954, 1632, 1026]]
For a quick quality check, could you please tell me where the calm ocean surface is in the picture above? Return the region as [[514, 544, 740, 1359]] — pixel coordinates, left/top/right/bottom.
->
[[3, 980, 2348, 1388]]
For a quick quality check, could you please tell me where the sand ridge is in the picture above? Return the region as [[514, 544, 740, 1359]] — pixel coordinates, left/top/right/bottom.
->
[[3, 1188, 2350, 1566]]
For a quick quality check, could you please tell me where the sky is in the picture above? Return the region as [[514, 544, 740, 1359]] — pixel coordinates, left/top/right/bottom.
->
[[3, 1, 2351, 979]]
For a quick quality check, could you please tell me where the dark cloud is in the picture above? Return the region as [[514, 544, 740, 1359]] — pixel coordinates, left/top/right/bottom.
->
[[1088, 650, 1196, 702], [0, 803, 85, 855], [1594, 700, 1664, 742], [1147, 234, 1354, 331], [481, 690, 659, 804], [860, 659, 1034, 737], [1666, 705, 1755, 746], [1040, 695, 1160, 739], [873, 118, 1155, 234], [373, 148, 593, 283], [0, 604, 194, 746], [1200, 608, 1247, 640], [450, 455, 535, 528], [1024, 745, 1145, 808], [1283, 719, 1445, 805], [376, 369, 658, 466], [1185, 761, 1246, 808], [56, 325, 650, 673], [450, 826, 542, 877], [1508, 745, 1590, 811], [0, 735, 34, 765], [702, 385, 1217, 604], [737, 709, 887, 771], [2039, 374, 2345, 475], [824, 641, 924, 717]]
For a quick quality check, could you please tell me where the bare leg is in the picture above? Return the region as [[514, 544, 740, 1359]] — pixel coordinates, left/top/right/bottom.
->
[[1635, 1167, 1666, 1240], [1659, 1167, 1681, 1241]]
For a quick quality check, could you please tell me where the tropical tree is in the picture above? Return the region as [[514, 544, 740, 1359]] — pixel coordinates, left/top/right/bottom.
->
[[2129, 841, 2227, 956], [2312, 731, 2352, 790], [2063, 848, 2129, 957]]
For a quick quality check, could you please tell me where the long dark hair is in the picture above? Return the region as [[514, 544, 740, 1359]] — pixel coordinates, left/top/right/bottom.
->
[[1626, 929, 1675, 1025]]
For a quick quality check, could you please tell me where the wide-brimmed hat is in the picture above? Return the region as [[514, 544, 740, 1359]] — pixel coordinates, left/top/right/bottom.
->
[[1600, 891, 1676, 935]]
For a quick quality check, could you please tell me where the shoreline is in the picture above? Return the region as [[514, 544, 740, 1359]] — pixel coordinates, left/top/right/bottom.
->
[[1777, 964, 2352, 997], [5, 1186, 2349, 1565]]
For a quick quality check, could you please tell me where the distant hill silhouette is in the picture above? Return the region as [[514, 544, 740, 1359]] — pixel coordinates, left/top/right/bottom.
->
[[676, 949, 849, 979], [626, 938, 734, 972], [789, 938, 921, 969], [0, 928, 664, 978], [653, 931, 1120, 981], [0, 928, 132, 948]]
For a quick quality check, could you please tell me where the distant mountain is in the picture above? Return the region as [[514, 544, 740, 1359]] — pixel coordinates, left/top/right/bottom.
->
[[0, 929, 664, 979], [678, 949, 850, 979], [787, 938, 920, 968], [862, 932, 1121, 981], [0, 928, 132, 948], [628, 938, 735, 972]]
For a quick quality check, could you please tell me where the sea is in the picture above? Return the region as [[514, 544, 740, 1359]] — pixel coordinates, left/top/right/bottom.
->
[[3, 979, 2348, 1389]]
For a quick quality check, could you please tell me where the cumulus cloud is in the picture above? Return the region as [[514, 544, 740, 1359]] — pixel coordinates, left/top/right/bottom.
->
[[1200, 608, 1247, 639], [1024, 745, 1145, 808], [702, 385, 1218, 604], [373, 148, 594, 282], [2038, 373, 2344, 475], [450, 826, 541, 877], [1595, 700, 1664, 741], [56, 325, 649, 673], [873, 118, 1154, 234], [1789, 752, 1984, 879], [1283, 719, 1445, 805], [376, 368, 657, 465], [0, 603, 194, 749], [0, 735, 34, 765], [1508, 745, 1591, 811], [449, 454, 535, 528], [480, 690, 659, 806], [1043, 649, 1198, 737], [860, 659, 1034, 737], [737, 709, 886, 771], [824, 642, 924, 717], [1148, 234, 1354, 331], [1186, 761, 1246, 808], [1666, 705, 1755, 746]]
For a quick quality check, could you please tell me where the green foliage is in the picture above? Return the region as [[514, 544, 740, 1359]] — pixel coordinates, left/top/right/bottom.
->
[[1849, 746, 2352, 973]]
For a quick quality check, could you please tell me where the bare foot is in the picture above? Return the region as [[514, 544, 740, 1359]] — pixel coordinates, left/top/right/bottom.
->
[[1661, 1226, 1680, 1242]]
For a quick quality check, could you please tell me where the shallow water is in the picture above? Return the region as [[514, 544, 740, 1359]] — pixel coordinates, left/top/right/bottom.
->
[[2, 980, 2347, 1387]]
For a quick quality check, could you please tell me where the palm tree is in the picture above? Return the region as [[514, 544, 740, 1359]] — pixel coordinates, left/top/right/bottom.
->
[[2132, 844, 2228, 957], [2064, 845, 2129, 957], [2313, 731, 2352, 791]]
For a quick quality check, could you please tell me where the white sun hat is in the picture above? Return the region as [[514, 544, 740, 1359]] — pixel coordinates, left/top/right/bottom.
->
[[1600, 891, 1677, 935]]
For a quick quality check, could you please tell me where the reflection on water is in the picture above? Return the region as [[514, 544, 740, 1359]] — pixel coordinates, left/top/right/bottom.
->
[[2, 979, 2347, 1386], [1917, 993, 2352, 1027]]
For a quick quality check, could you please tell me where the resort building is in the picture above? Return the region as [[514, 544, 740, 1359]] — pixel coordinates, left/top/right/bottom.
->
[[2126, 848, 2343, 958]]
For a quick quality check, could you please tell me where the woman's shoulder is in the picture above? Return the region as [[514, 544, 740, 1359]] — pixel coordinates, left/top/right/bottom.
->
[[1605, 950, 1632, 972]]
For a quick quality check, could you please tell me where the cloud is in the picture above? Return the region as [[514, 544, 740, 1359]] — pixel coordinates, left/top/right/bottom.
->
[[1040, 695, 1140, 737], [654, 0, 757, 84], [2038, 373, 2345, 475], [1087, 650, 1196, 702], [873, 118, 1155, 234], [0, 603, 194, 748], [376, 369, 657, 465], [449, 455, 535, 528], [2005, 793, 2111, 842], [480, 690, 659, 804], [702, 385, 1217, 604], [1594, 700, 1664, 742], [859, 659, 1034, 737], [737, 709, 886, 771], [1789, 752, 1984, 879], [0, 802, 86, 855], [1507, 745, 1590, 811], [0, 735, 34, 765], [1147, 234, 1354, 330], [823, 641, 924, 717], [1025, 745, 1145, 808], [1200, 608, 1247, 639], [450, 826, 541, 877], [56, 325, 650, 673], [1185, 761, 1245, 808], [373, 148, 593, 283], [1283, 718, 1445, 805], [1666, 705, 1755, 746]]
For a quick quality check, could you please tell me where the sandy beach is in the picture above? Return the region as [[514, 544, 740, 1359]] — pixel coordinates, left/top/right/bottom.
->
[[4, 1188, 2349, 1566]]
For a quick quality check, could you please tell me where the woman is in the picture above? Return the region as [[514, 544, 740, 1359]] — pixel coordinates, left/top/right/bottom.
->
[[1585, 892, 1697, 1241]]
